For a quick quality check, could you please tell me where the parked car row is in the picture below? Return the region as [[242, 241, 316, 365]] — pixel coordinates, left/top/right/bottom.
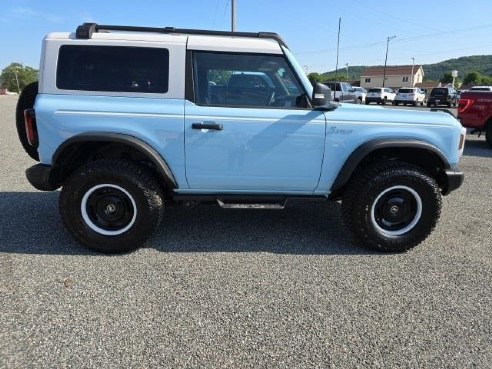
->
[[320, 81, 461, 108]]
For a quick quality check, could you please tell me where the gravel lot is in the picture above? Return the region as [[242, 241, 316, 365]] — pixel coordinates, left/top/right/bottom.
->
[[1, 95, 491, 368]]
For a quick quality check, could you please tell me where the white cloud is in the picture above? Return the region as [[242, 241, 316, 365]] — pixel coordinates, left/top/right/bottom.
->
[[6, 6, 66, 24]]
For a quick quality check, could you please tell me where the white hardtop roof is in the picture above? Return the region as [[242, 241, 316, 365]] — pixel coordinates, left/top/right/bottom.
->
[[45, 31, 283, 53], [187, 35, 282, 54]]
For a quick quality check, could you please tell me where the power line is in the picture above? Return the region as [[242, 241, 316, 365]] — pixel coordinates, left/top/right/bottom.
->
[[294, 23, 492, 56], [212, 0, 221, 28], [220, 0, 230, 28]]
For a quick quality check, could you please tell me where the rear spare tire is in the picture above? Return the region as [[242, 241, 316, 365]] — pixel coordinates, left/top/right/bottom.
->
[[15, 81, 39, 161]]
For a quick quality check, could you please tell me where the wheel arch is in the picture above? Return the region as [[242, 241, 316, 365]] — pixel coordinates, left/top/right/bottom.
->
[[330, 139, 450, 195], [51, 133, 177, 191]]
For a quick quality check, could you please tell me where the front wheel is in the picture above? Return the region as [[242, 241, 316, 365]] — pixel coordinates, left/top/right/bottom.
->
[[59, 159, 164, 253], [486, 124, 492, 148], [342, 162, 442, 252]]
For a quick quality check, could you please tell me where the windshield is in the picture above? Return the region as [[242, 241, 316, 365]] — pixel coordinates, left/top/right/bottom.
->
[[368, 88, 381, 93], [398, 88, 414, 93], [281, 46, 312, 98]]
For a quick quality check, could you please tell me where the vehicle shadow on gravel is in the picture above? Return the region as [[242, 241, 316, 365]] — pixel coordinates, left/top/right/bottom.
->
[[463, 139, 492, 158], [0, 192, 372, 256]]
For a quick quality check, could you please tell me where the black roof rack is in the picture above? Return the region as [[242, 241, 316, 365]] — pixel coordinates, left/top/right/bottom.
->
[[75, 23, 288, 48]]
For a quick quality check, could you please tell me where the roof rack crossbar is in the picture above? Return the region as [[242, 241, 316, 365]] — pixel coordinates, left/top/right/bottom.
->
[[75, 23, 288, 48]]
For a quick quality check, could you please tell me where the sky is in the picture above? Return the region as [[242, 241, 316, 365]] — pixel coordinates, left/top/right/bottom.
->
[[1, 0, 492, 74]]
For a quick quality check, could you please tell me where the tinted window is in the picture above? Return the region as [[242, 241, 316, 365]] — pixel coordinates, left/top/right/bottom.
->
[[193, 52, 305, 108], [325, 83, 341, 91], [398, 88, 414, 93], [368, 88, 381, 93], [57, 45, 169, 93], [431, 88, 447, 96]]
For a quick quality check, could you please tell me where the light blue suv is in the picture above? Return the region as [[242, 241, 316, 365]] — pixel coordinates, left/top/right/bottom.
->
[[17, 23, 465, 253]]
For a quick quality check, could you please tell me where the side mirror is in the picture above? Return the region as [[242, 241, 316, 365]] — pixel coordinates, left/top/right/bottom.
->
[[312, 83, 332, 107]]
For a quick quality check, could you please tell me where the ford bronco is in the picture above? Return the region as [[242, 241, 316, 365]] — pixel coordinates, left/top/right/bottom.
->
[[17, 23, 465, 253]]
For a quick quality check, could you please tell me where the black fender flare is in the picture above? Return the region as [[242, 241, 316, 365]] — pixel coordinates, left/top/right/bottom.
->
[[330, 138, 450, 192], [52, 133, 177, 189]]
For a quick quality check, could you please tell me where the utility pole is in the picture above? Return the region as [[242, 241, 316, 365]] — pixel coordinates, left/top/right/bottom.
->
[[303, 65, 309, 75], [411, 57, 415, 87], [231, 0, 236, 32], [382, 35, 396, 87], [14, 67, 21, 93]]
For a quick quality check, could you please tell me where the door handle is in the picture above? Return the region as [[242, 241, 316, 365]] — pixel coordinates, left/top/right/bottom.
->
[[192, 122, 223, 131]]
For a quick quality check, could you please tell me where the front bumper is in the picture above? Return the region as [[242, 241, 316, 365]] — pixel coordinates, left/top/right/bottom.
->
[[441, 168, 464, 195], [26, 164, 59, 191]]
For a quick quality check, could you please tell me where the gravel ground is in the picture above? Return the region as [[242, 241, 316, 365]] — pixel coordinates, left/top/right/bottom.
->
[[1, 95, 491, 368]]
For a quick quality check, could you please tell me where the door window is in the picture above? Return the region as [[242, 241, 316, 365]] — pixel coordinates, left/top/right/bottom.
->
[[192, 52, 306, 108]]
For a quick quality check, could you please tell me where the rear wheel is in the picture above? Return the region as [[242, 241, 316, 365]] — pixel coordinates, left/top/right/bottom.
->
[[60, 159, 164, 253], [342, 162, 441, 252], [15, 81, 39, 161], [381, 97, 387, 105]]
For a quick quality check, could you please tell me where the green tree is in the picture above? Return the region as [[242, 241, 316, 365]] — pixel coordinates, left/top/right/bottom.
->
[[463, 70, 481, 85], [0, 63, 38, 93], [440, 72, 453, 83], [307, 72, 323, 85], [479, 75, 492, 85], [324, 75, 347, 82]]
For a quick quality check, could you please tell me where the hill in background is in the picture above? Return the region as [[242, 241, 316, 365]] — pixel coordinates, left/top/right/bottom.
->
[[320, 55, 492, 82]]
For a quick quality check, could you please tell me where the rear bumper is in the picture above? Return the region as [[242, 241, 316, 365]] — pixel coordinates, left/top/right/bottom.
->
[[441, 167, 464, 195], [366, 97, 384, 103], [26, 164, 59, 191], [394, 99, 417, 104]]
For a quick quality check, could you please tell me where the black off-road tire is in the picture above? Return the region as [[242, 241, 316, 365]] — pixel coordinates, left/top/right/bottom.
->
[[342, 161, 442, 252], [486, 123, 492, 148], [59, 159, 164, 253], [15, 81, 39, 161]]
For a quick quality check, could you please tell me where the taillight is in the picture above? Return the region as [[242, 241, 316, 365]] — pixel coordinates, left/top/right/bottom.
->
[[24, 108, 38, 147], [459, 133, 465, 150], [457, 98, 473, 114]]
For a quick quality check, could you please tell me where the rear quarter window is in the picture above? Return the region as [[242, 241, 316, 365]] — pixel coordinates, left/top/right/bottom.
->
[[56, 45, 169, 93]]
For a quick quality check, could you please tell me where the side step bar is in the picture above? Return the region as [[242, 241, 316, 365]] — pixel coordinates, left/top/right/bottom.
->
[[172, 194, 328, 209], [217, 199, 286, 209]]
